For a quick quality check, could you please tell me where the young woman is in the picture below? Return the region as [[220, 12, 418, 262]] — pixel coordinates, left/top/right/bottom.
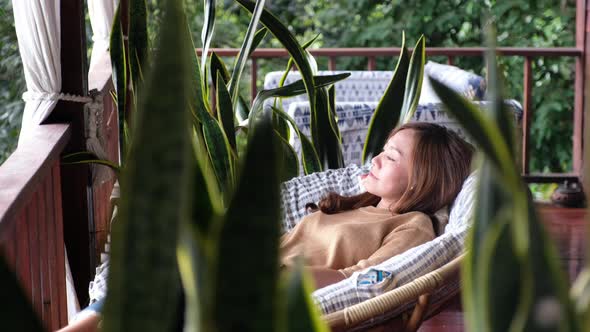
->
[[280, 122, 474, 289], [60, 122, 474, 331]]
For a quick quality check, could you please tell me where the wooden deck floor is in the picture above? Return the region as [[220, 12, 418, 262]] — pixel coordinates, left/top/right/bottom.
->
[[418, 204, 587, 332]]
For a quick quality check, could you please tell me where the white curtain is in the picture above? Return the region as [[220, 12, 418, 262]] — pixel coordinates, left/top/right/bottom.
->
[[12, 0, 62, 142], [88, 0, 118, 76]]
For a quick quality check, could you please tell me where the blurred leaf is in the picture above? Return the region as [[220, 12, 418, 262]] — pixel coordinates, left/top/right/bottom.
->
[[484, 26, 516, 154], [284, 262, 330, 332], [251, 73, 351, 115], [462, 160, 525, 332], [228, 0, 265, 102], [212, 111, 281, 332], [101, 0, 192, 331], [429, 77, 517, 186], [129, 0, 149, 91], [519, 198, 580, 331], [362, 33, 409, 164], [110, 3, 127, 164], [216, 73, 237, 150], [400, 35, 426, 124], [177, 224, 201, 332], [0, 255, 44, 332], [270, 106, 321, 175], [62, 151, 120, 174]]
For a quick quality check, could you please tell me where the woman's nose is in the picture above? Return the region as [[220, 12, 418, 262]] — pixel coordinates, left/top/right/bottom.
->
[[371, 154, 380, 167]]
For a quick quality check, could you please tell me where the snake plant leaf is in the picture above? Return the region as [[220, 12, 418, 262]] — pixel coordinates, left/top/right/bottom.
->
[[211, 52, 231, 89], [101, 0, 192, 330], [177, 224, 201, 332], [429, 75, 530, 256], [190, 128, 223, 233], [110, 3, 127, 164], [571, 268, 590, 326], [327, 85, 340, 140], [275, 130, 299, 181], [272, 104, 290, 141], [248, 27, 268, 58], [62, 151, 121, 175], [273, 34, 321, 141], [250, 73, 351, 116], [484, 26, 516, 155], [201, 0, 216, 80], [520, 197, 580, 331], [400, 35, 426, 124], [362, 33, 409, 164], [202, 115, 236, 198], [428, 76, 517, 185], [277, 34, 320, 91], [283, 262, 330, 332], [0, 256, 44, 332], [216, 73, 237, 151], [312, 87, 344, 169], [183, 18, 212, 124], [212, 111, 281, 332], [236, 95, 251, 122], [482, 29, 531, 258], [236, 0, 317, 132], [128, 0, 148, 90], [228, 0, 266, 102], [462, 160, 524, 332], [270, 106, 321, 175]]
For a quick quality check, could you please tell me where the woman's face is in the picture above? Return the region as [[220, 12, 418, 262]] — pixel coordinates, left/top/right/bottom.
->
[[361, 129, 416, 209]]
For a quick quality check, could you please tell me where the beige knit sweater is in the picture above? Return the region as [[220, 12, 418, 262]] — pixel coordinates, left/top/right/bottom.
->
[[280, 206, 436, 277]]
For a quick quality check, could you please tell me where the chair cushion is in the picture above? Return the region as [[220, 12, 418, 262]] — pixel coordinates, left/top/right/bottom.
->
[[286, 100, 523, 168], [263, 64, 486, 113]]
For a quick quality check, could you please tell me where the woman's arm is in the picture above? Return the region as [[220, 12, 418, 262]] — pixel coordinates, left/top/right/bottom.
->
[[306, 266, 347, 289]]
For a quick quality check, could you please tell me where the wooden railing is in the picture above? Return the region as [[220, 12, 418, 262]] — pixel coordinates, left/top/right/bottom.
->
[[199, 46, 584, 184], [0, 123, 71, 331]]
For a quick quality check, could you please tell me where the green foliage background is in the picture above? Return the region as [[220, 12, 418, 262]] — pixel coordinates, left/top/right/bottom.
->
[[0, 0, 576, 173]]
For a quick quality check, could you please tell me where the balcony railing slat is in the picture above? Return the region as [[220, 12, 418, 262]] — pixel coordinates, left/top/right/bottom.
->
[[522, 57, 533, 174], [52, 161, 68, 326], [0, 124, 71, 224], [43, 174, 60, 331]]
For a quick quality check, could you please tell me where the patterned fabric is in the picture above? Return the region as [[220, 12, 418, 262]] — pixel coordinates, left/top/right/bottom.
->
[[425, 61, 487, 100], [280, 163, 369, 232], [287, 100, 523, 167], [262, 65, 486, 116]]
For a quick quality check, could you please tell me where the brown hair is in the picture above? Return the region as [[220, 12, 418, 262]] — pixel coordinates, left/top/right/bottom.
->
[[307, 122, 474, 216]]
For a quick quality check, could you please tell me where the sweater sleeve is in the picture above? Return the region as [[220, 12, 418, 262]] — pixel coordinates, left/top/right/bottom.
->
[[338, 214, 435, 277]]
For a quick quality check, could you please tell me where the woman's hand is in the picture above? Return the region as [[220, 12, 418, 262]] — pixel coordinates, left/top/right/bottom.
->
[[306, 266, 347, 289]]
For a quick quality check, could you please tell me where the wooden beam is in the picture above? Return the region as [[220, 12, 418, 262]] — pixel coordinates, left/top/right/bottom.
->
[[574, 0, 586, 180], [45, 0, 93, 306]]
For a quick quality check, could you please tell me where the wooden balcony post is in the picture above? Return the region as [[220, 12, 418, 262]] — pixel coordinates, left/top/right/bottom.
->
[[575, 0, 587, 182], [522, 57, 533, 174], [45, 0, 93, 306]]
